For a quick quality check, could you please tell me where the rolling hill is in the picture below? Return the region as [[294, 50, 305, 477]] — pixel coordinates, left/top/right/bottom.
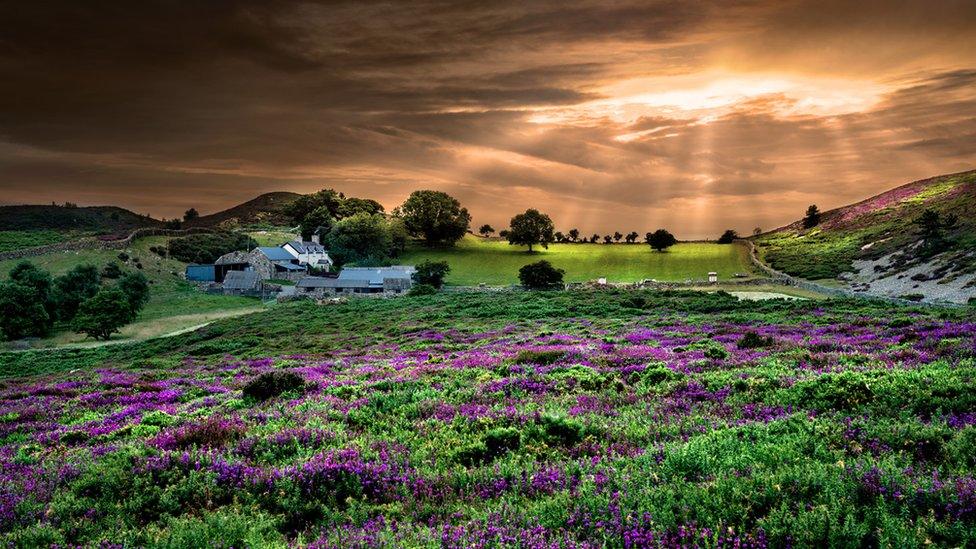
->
[[187, 191, 301, 229], [0, 204, 160, 233], [754, 169, 976, 302]]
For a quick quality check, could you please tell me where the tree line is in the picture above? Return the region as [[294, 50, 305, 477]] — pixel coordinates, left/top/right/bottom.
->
[[0, 261, 149, 341]]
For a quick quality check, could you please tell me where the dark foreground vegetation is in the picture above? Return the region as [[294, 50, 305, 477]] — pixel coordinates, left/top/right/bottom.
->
[[1, 291, 975, 547]]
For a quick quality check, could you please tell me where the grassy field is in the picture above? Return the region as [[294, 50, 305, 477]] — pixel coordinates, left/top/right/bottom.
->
[[0, 292, 974, 546], [0, 235, 262, 349], [400, 236, 756, 285], [0, 230, 67, 252]]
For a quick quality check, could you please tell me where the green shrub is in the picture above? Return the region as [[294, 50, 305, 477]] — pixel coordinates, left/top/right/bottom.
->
[[737, 331, 774, 349], [513, 349, 565, 365], [407, 283, 438, 296]]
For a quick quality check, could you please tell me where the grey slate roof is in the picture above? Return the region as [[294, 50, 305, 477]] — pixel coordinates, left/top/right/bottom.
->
[[286, 240, 327, 254], [337, 266, 415, 286], [223, 270, 262, 290], [276, 262, 307, 271], [257, 247, 297, 261]]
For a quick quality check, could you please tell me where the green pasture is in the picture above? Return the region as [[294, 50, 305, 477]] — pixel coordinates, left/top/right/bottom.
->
[[399, 236, 757, 285]]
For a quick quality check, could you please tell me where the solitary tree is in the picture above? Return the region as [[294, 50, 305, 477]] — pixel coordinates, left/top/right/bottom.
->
[[914, 209, 958, 255], [72, 288, 133, 341], [613, 231, 623, 243], [625, 231, 639, 244], [646, 229, 677, 252], [183, 208, 199, 222], [412, 260, 451, 289], [398, 190, 471, 246], [518, 260, 565, 290], [567, 228, 580, 242], [717, 229, 739, 244], [507, 209, 555, 252], [479, 224, 495, 237], [803, 205, 821, 229]]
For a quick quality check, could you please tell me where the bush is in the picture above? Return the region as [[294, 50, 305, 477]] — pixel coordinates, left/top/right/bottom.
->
[[717, 229, 738, 244], [518, 260, 565, 290], [101, 263, 123, 279], [513, 349, 565, 365], [412, 260, 451, 289], [242, 371, 306, 401], [737, 331, 775, 349], [407, 283, 438, 296]]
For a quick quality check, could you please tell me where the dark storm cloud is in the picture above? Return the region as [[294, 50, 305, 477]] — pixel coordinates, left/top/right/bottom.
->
[[1, 0, 975, 236]]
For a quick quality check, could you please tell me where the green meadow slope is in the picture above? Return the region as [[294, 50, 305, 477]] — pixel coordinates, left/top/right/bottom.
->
[[754, 170, 976, 282], [399, 236, 756, 285]]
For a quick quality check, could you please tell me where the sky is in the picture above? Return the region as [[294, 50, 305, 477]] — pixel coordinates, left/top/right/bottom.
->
[[2, 0, 975, 238]]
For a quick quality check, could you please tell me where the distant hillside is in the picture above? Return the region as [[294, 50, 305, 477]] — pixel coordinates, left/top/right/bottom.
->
[[755, 169, 975, 302], [0, 204, 161, 233], [187, 192, 300, 229]]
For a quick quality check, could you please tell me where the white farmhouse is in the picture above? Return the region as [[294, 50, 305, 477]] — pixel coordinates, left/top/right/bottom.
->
[[282, 233, 333, 271]]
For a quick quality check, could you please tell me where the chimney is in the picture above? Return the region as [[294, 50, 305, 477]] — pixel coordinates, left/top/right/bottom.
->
[[311, 233, 320, 244]]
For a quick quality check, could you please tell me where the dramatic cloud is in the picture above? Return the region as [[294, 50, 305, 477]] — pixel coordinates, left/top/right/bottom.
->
[[1, 0, 975, 236]]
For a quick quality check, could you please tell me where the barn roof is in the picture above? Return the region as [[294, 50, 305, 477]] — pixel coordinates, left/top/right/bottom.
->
[[257, 247, 296, 261], [223, 270, 261, 290]]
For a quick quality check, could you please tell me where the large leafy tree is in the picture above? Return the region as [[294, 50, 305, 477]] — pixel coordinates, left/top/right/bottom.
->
[[299, 206, 336, 240], [72, 288, 133, 341], [118, 271, 150, 318], [398, 190, 471, 246], [717, 229, 738, 244], [507, 209, 555, 252], [10, 260, 57, 325], [336, 197, 384, 219], [54, 264, 102, 321], [645, 229, 677, 252], [0, 282, 51, 340], [286, 189, 345, 225], [325, 213, 394, 264]]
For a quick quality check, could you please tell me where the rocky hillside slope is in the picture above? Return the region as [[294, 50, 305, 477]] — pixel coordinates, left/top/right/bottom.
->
[[754, 169, 976, 303]]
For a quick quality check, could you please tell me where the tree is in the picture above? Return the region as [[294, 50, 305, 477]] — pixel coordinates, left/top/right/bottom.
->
[[803, 205, 821, 229], [753, 227, 762, 236], [72, 288, 133, 341], [567, 229, 580, 242], [507, 209, 555, 252], [518, 260, 565, 290], [286, 189, 345, 225], [388, 217, 409, 257], [590, 234, 599, 244], [717, 229, 738, 244], [613, 231, 623, 243], [299, 206, 336, 240], [54, 264, 102, 321], [10, 261, 57, 325], [554, 231, 565, 243], [914, 209, 958, 255], [603, 235, 613, 244], [336, 197, 384, 219], [645, 229, 677, 252], [498, 229, 510, 238], [0, 282, 51, 340], [183, 208, 199, 222], [325, 213, 394, 264], [412, 260, 451, 289], [478, 224, 495, 238], [625, 231, 639, 244], [398, 190, 471, 246], [118, 271, 150, 318]]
